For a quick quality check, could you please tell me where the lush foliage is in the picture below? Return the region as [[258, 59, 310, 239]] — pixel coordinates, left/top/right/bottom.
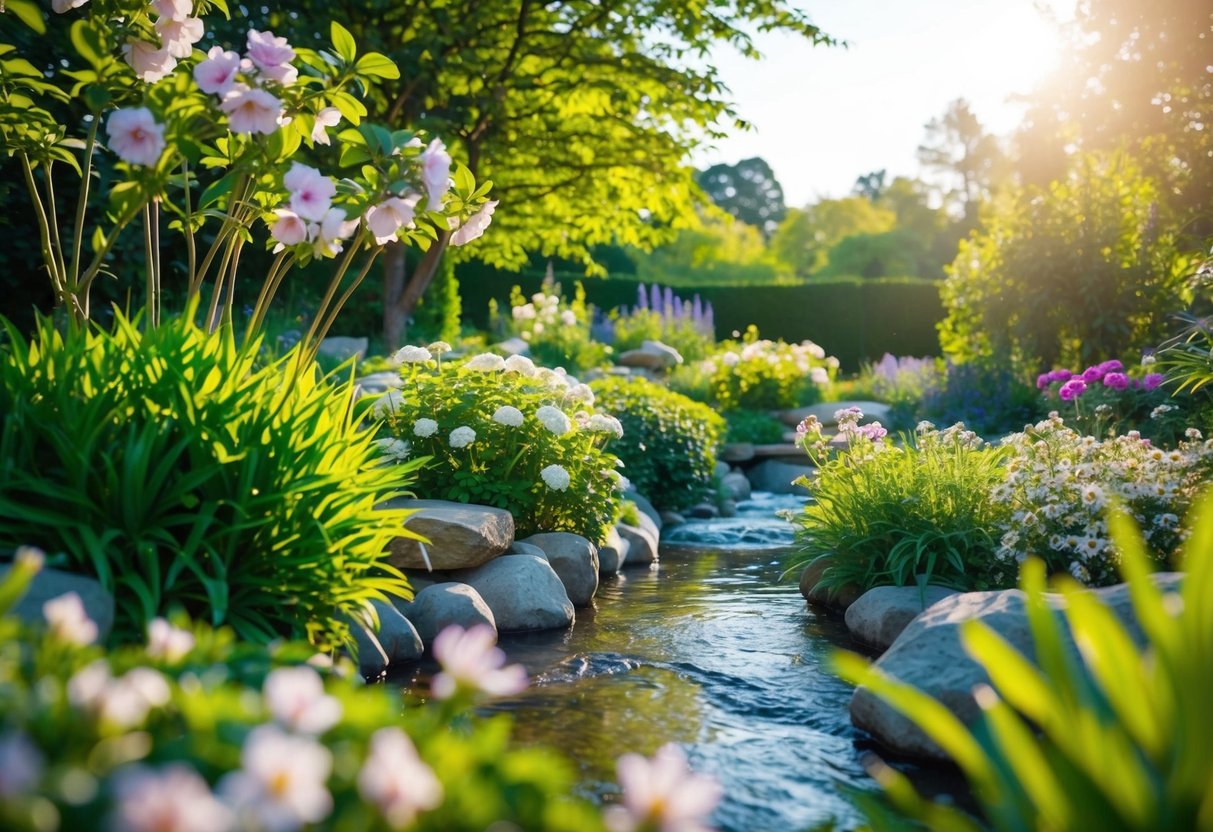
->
[[694, 326, 836, 410], [1036, 357, 1190, 444], [0, 550, 612, 832], [588, 376, 725, 512], [791, 411, 1011, 593], [920, 360, 1043, 437], [989, 412, 1213, 586], [939, 151, 1194, 369], [724, 409, 787, 446], [837, 492, 1213, 832], [0, 312, 417, 648], [378, 348, 623, 542], [607, 283, 716, 362], [494, 283, 609, 375]]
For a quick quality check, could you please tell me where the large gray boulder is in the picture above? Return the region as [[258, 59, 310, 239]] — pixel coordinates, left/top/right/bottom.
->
[[355, 371, 404, 396], [454, 555, 574, 632], [617, 340, 682, 371], [316, 336, 368, 364], [626, 492, 663, 532], [349, 599, 424, 678], [0, 565, 114, 643], [401, 582, 497, 646], [851, 574, 1184, 761], [779, 400, 891, 427], [746, 460, 814, 495], [720, 472, 752, 502], [617, 520, 659, 568], [844, 585, 960, 651], [385, 499, 514, 571], [520, 533, 599, 607], [505, 541, 547, 560], [598, 526, 630, 576]]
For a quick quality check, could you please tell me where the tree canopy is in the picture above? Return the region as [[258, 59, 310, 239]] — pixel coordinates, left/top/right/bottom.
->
[[696, 157, 788, 236]]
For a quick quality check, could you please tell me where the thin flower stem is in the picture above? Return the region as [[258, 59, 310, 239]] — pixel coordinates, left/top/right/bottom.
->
[[311, 247, 383, 348], [205, 240, 237, 333], [151, 199, 162, 327], [78, 202, 144, 299], [190, 174, 251, 297], [68, 114, 100, 289], [245, 250, 292, 344], [18, 153, 66, 306], [143, 203, 155, 328], [300, 230, 369, 360], [223, 235, 246, 328], [42, 161, 69, 287], [181, 158, 196, 289]]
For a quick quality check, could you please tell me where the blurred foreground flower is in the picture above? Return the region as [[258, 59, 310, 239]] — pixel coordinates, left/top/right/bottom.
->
[[357, 728, 444, 828], [605, 744, 722, 832], [430, 624, 527, 700]]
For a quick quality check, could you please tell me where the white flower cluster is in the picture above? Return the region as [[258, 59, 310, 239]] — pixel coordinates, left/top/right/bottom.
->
[[991, 412, 1213, 584], [540, 464, 571, 491], [700, 336, 838, 388], [376, 437, 413, 461], [449, 426, 476, 448], [492, 406, 525, 427], [535, 405, 572, 436], [394, 345, 432, 364]]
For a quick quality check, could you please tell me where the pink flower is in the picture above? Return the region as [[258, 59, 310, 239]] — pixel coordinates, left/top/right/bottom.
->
[[284, 163, 336, 222], [218, 726, 332, 831], [311, 207, 358, 258], [365, 195, 420, 244], [430, 624, 527, 699], [357, 729, 443, 828], [220, 85, 283, 135], [151, 0, 192, 19], [263, 666, 342, 735], [123, 39, 177, 83], [110, 764, 232, 832], [605, 744, 722, 832], [1143, 373, 1165, 391], [418, 138, 451, 211], [1080, 365, 1104, 383], [270, 209, 309, 251], [1036, 373, 1051, 390], [246, 29, 296, 84], [1102, 372, 1129, 391], [106, 107, 166, 167], [450, 199, 498, 246], [194, 47, 241, 96], [155, 16, 204, 58], [51, 0, 88, 12], [310, 107, 341, 145], [1058, 379, 1087, 401], [1097, 359, 1124, 375]]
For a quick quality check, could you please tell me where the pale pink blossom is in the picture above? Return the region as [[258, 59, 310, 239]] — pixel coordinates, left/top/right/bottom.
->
[[284, 163, 335, 222], [43, 591, 99, 645], [450, 199, 498, 247], [246, 29, 296, 84], [106, 107, 167, 167], [357, 728, 443, 828], [51, 0, 88, 12], [310, 107, 341, 145], [146, 618, 195, 662], [262, 665, 342, 735], [310, 207, 358, 258], [430, 624, 527, 699], [418, 138, 451, 211], [123, 39, 177, 83], [269, 209, 309, 251], [110, 764, 232, 832], [365, 194, 420, 244], [605, 744, 722, 832], [219, 725, 333, 832], [68, 662, 172, 729], [220, 84, 283, 135], [194, 46, 241, 95], [155, 16, 204, 58], [151, 0, 192, 19]]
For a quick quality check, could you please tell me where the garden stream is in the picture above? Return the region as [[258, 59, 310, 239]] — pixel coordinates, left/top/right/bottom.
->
[[397, 492, 927, 831]]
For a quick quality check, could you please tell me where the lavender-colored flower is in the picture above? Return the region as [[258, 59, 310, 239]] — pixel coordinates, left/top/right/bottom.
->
[[430, 624, 527, 699], [1102, 372, 1129, 391], [0, 732, 43, 797], [1058, 379, 1087, 401], [649, 284, 661, 314], [856, 422, 888, 441], [1143, 373, 1165, 391], [637, 284, 648, 310], [663, 287, 674, 318]]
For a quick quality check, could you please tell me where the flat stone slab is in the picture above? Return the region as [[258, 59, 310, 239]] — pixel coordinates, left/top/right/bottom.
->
[[385, 499, 514, 571], [720, 443, 755, 463]]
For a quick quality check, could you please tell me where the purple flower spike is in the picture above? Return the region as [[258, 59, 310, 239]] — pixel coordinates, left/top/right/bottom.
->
[[649, 283, 661, 313], [637, 283, 648, 310], [1059, 379, 1087, 401]]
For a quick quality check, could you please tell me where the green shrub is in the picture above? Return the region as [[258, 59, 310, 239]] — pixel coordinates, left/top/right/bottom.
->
[[701, 325, 836, 411], [378, 349, 623, 542], [494, 282, 609, 374], [0, 550, 606, 832], [836, 493, 1213, 832], [724, 409, 787, 445], [0, 312, 417, 649], [588, 376, 725, 512], [790, 412, 1011, 593]]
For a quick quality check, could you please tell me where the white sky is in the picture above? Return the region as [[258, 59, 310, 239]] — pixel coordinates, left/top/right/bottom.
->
[[691, 0, 1070, 207]]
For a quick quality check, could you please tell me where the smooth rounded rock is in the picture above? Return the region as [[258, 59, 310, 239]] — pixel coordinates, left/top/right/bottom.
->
[[799, 558, 862, 613], [686, 503, 719, 519], [850, 574, 1184, 761], [348, 599, 423, 678], [721, 472, 752, 502], [617, 522, 658, 567], [1, 565, 114, 643], [520, 532, 599, 607], [626, 492, 663, 531], [402, 582, 497, 645], [454, 555, 574, 632], [506, 541, 547, 559], [844, 585, 960, 651], [385, 499, 514, 571], [659, 511, 686, 527], [598, 526, 630, 575], [745, 460, 814, 495], [720, 442, 755, 463], [317, 335, 368, 363]]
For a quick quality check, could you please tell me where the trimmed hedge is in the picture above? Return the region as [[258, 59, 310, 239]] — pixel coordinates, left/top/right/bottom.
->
[[459, 265, 943, 372]]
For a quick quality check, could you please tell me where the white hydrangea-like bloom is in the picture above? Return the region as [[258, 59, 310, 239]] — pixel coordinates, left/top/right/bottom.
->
[[413, 418, 439, 438], [394, 345, 432, 364], [721, 352, 740, 367], [449, 426, 476, 448], [464, 353, 506, 372], [587, 414, 624, 438], [428, 341, 452, 355], [376, 438, 412, 461], [535, 405, 572, 436], [560, 310, 577, 326], [492, 406, 524, 427], [540, 464, 571, 491], [566, 383, 595, 405], [503, 354, 537, 376], [809, 367, 829, 385]]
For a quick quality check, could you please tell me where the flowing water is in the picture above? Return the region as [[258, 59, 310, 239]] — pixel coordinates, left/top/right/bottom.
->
[[483, 493, 878, 831]]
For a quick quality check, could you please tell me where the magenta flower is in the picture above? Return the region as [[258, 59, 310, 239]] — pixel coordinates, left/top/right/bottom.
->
[[1051, 369, 1073, 383], [1143, 373, 1165, 391], [1058, 379, 1087, 401], [1080, 366, 1103, 383], [1102, 372, 1129, 391], [1097, 359, 1124, 375], [1036, 373, 1051, 390]]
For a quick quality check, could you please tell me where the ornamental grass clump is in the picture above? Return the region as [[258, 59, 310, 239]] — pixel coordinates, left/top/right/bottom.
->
[[698, 325, 837, 410], [790, 409, 1012, 593], [588, 376, 726, 512], [0, 312, 421, 649], [990, 412, 1213, 586], [378, 348, 625, 541]]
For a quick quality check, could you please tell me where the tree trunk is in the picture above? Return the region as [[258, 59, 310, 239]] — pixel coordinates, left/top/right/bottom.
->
[[381, 232, 452, 351]]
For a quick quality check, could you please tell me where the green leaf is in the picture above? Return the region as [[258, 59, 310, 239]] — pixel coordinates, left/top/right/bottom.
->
[[4, 0, 45, 34], [330, 21, 357, 64], [355, 52, 400, 79]]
